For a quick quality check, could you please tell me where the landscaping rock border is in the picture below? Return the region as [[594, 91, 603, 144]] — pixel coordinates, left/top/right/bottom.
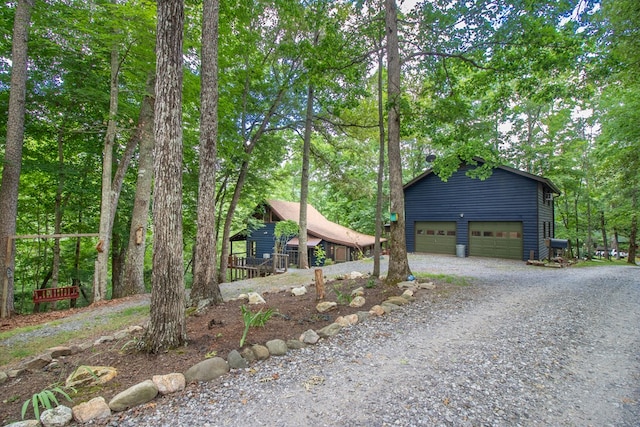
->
[[3, 281, 427, 427]]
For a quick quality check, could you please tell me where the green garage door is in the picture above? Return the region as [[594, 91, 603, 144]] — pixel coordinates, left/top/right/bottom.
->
[[415, 222, 457, 255], [469, 221, 523, 260]]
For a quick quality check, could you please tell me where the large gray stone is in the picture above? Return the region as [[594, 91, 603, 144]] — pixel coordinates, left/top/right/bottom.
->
[[48, 346, 72, 358], [22, 354, 52, 370], [227, 350, 248, 369], [356, 311, 371, 322], [317, 323, 342, 338], [184, 357, 229, 383], [286, 339, 305, 350], [40, 405, 73, 427], [316, 301, 337, 313], [385, 296, 410, 306], [300, 329, 320, 344], [381, 301, 401, 313], [4, 421, 40, 427], [108, 380, 158, 412], [265, 339, 288, 356]]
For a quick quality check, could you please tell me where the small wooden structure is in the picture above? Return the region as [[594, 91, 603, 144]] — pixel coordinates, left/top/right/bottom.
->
[[227, 253, 289, 282], [33, 285, 80, 311]]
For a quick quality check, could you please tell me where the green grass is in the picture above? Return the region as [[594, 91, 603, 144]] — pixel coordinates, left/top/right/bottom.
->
[[572, 258, 636, 268], [413, 272, 471, 287], [0, 305, 149, 369]]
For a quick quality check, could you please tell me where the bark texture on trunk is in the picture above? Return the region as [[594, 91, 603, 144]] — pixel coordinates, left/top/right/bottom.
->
[[298, 83, 314, 270], [373, 47, 385, 278], [192, 0, 223, 306], [93, 46, 119, 303], [143, 0, 186, 352], [385, 0, 411, 284], [121, 75, 156, 297], [1, 0, 33, 318]]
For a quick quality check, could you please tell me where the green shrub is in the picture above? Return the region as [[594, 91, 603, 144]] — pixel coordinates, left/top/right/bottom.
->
[[22, 386, 75, 420], [239, 305, 274, 347]]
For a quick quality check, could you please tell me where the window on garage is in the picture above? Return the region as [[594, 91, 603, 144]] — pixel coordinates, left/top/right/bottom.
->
[[469, 221, 523, 260], [415, 222, 457, 254]]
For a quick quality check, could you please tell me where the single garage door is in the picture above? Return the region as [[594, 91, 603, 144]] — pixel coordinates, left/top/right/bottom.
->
[[469, 221, 523, 260], [415, 221, 457, 255]]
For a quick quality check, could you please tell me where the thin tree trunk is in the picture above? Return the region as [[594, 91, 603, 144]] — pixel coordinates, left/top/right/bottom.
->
[[93, 46, 119, 303], [628, 187, 638, 265], [110, 233, 125, 298], [121, 75, 156, 297], [385, 0, 411, 284], [192, 0, 223, 306], [373, 45, 385, 278], [142, 0, 187, 353], [51, 130, 65, 309], [0, 0, 33, 318], [218, 86, 287, 283], [600, 211, 608, 260], [298, 83, 314, 270]]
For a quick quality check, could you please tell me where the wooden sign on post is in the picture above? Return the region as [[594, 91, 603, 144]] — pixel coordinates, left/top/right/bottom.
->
[[314, 268, 324, 300]]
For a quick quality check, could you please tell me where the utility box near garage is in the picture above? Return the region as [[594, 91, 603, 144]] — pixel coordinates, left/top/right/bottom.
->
[[456, 244, 466, 258], [545, 238, 568, 260]]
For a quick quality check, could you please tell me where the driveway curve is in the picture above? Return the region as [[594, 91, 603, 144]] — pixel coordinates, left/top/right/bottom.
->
[[110, 254, 640, 427]]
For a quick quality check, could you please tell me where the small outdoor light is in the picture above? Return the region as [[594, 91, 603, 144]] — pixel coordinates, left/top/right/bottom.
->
[[460, 213, 464, 218]]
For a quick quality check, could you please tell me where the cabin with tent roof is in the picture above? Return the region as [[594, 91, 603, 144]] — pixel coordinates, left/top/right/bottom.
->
[[228, 200, 383, 280]]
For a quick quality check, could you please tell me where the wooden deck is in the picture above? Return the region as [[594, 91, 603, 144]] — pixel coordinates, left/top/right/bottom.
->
[[227, 253, 289, 282]]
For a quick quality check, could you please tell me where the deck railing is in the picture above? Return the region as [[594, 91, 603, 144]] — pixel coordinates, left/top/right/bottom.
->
[[227, 253, 289, 281]]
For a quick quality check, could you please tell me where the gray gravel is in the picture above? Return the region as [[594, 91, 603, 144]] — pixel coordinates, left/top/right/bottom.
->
[[106, 254, 640, 427]]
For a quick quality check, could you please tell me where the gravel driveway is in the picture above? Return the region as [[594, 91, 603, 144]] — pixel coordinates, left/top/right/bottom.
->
[[115, 255, 640, 426]]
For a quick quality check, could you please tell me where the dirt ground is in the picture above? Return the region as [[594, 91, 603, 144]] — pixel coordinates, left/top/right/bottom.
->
[[0, 275, 404, 425]]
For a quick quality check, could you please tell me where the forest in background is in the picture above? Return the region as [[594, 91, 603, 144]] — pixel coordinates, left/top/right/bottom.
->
[[0, 0, 638, 319]]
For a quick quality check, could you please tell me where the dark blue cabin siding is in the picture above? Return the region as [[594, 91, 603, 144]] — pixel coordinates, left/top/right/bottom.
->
[[404, 167, 541, 260], [537, 183, 555, 260], [246, 223, 277, 258]]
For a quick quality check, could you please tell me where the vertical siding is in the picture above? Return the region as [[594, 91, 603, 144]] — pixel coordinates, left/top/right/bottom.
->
[[537, 182, 555, 260], [246, 223, 277, 258], [404, 167, 540, 261]]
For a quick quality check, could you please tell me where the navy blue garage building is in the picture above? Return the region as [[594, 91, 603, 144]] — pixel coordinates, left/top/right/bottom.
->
[[403, 162, 560, 261]]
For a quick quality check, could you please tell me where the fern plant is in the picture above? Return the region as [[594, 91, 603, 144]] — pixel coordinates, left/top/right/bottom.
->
[[239, 305, 274, 347], [22, 385, 74, 420]]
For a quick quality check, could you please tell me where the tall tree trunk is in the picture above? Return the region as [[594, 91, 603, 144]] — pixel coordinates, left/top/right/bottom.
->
[[574, 197, 580, 259], [600, 211, 609, 260], [142, 0, 187, 353], [373, 45, 385, 278], [613, 229, 620, 260], [1, 0, 33, 318], [110, 232, 126, 298], [51, 130, 65, 309], [298, 83, 314, 270], [121, 76, 156, 297], [93, 46, 119, 303], [192, 0, 223, 306], [628, 186, 638, 265], [385, 0, 411, 284]]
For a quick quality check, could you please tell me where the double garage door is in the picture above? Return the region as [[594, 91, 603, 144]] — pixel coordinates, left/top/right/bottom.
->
[[415, 221, 523, 260]]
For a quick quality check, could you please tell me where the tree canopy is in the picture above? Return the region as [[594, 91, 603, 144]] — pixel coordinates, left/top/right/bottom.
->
[[0, 0, 636, 323]]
